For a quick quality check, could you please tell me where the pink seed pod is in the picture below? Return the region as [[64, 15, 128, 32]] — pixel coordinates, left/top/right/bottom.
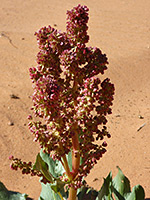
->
[[27, 114, 32, 120], [102, 141, 107, 147], [9, 155, 14, 160], [10, 164, 14, 170]]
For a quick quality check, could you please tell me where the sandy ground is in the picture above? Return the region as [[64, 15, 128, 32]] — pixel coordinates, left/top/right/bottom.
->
[[0, 0, 150, 199]]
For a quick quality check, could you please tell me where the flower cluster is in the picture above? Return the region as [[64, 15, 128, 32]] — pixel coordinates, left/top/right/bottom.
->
[[66, 4, 89, 45], [10, 4, 115, 191], [9, 156, 50, 184], [30, 75, 63, 118], [9, 156, 39, 176]]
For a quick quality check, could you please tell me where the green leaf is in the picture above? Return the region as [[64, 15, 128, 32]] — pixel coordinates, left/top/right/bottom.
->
[[0, 181, 28, 200], [40, 149, 83, 178], [97, 172, 114, 200], [78, 186, 98, 200], [38, 150, 84, 200], [39, 182, 60, 200], [38, 151, 68, 199], [39, 181, 67, 200], [77, 186, 88, 200], [51, 179, 67, 198], [40, 150, 65, 179], [113, 187, 125, 200], [33, 153, 54, 183], [126, 185, 145, 200], [112, 166, 131, 198]]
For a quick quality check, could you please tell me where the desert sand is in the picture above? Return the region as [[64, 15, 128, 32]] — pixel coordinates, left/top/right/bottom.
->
[[0, 0, 150, 199]]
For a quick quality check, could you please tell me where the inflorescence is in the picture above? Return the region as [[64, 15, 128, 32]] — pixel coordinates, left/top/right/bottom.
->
[[10, 4, 114, 189]]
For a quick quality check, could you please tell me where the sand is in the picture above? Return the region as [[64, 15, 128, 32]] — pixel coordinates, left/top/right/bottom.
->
[[0, 0, 150, 199]]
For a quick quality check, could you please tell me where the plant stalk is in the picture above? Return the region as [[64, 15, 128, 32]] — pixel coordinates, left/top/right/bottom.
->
[[68, 75, 80, 200], [62, 154, 73, 180], [72, 76, 80, 176], [72, 129, 80, 176], [68, 187, 77, 200]]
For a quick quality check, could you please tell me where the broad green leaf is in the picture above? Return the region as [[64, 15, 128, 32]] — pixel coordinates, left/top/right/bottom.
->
[[97, 172, 114, 200], [38, 150, 83, 200], [39, 182, 60, 200], [40, 149, 83, 178], [33, 153, 54, 183], [78, 186, 98, 200], [40, 150, 65, 179], [112, 166, 131, 198], [113, 187, 125, 200], [77, 186, 88, 200], [51, 180, 65, 193], [50, 179, 67, 198], [39, 151, 68, 199], [0, 181, 28, 200], [126, 185, 145, 200], [39, 181, 67, 200]]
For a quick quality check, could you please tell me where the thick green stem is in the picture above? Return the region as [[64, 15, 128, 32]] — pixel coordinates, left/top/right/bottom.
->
[[68, 187, 77, 200]]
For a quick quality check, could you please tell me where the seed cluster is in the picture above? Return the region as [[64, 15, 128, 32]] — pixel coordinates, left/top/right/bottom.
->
[[10, 4, 114, 189]]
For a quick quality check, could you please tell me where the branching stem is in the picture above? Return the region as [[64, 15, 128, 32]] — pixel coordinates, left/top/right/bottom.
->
[[62, 154, 73, 180], [59, 142, 73, 180]]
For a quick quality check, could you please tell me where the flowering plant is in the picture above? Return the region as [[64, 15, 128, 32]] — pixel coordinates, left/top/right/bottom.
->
[[9, 4, 115, 200]]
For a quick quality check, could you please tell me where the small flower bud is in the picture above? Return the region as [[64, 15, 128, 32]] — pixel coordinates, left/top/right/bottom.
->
[[102, 141, 107, 147], [9, 155, 14, 160]]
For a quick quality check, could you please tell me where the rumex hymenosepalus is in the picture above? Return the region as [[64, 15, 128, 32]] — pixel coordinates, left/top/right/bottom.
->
[[10, 4, 115, 200]]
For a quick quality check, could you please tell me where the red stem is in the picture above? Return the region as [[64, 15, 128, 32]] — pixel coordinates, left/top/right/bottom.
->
[[62, 154, 73, 180], [72, 76, 80, 177], [68, 187, 77, 200], [68, 75, 80, 199], [72, 128, 80, 176]]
